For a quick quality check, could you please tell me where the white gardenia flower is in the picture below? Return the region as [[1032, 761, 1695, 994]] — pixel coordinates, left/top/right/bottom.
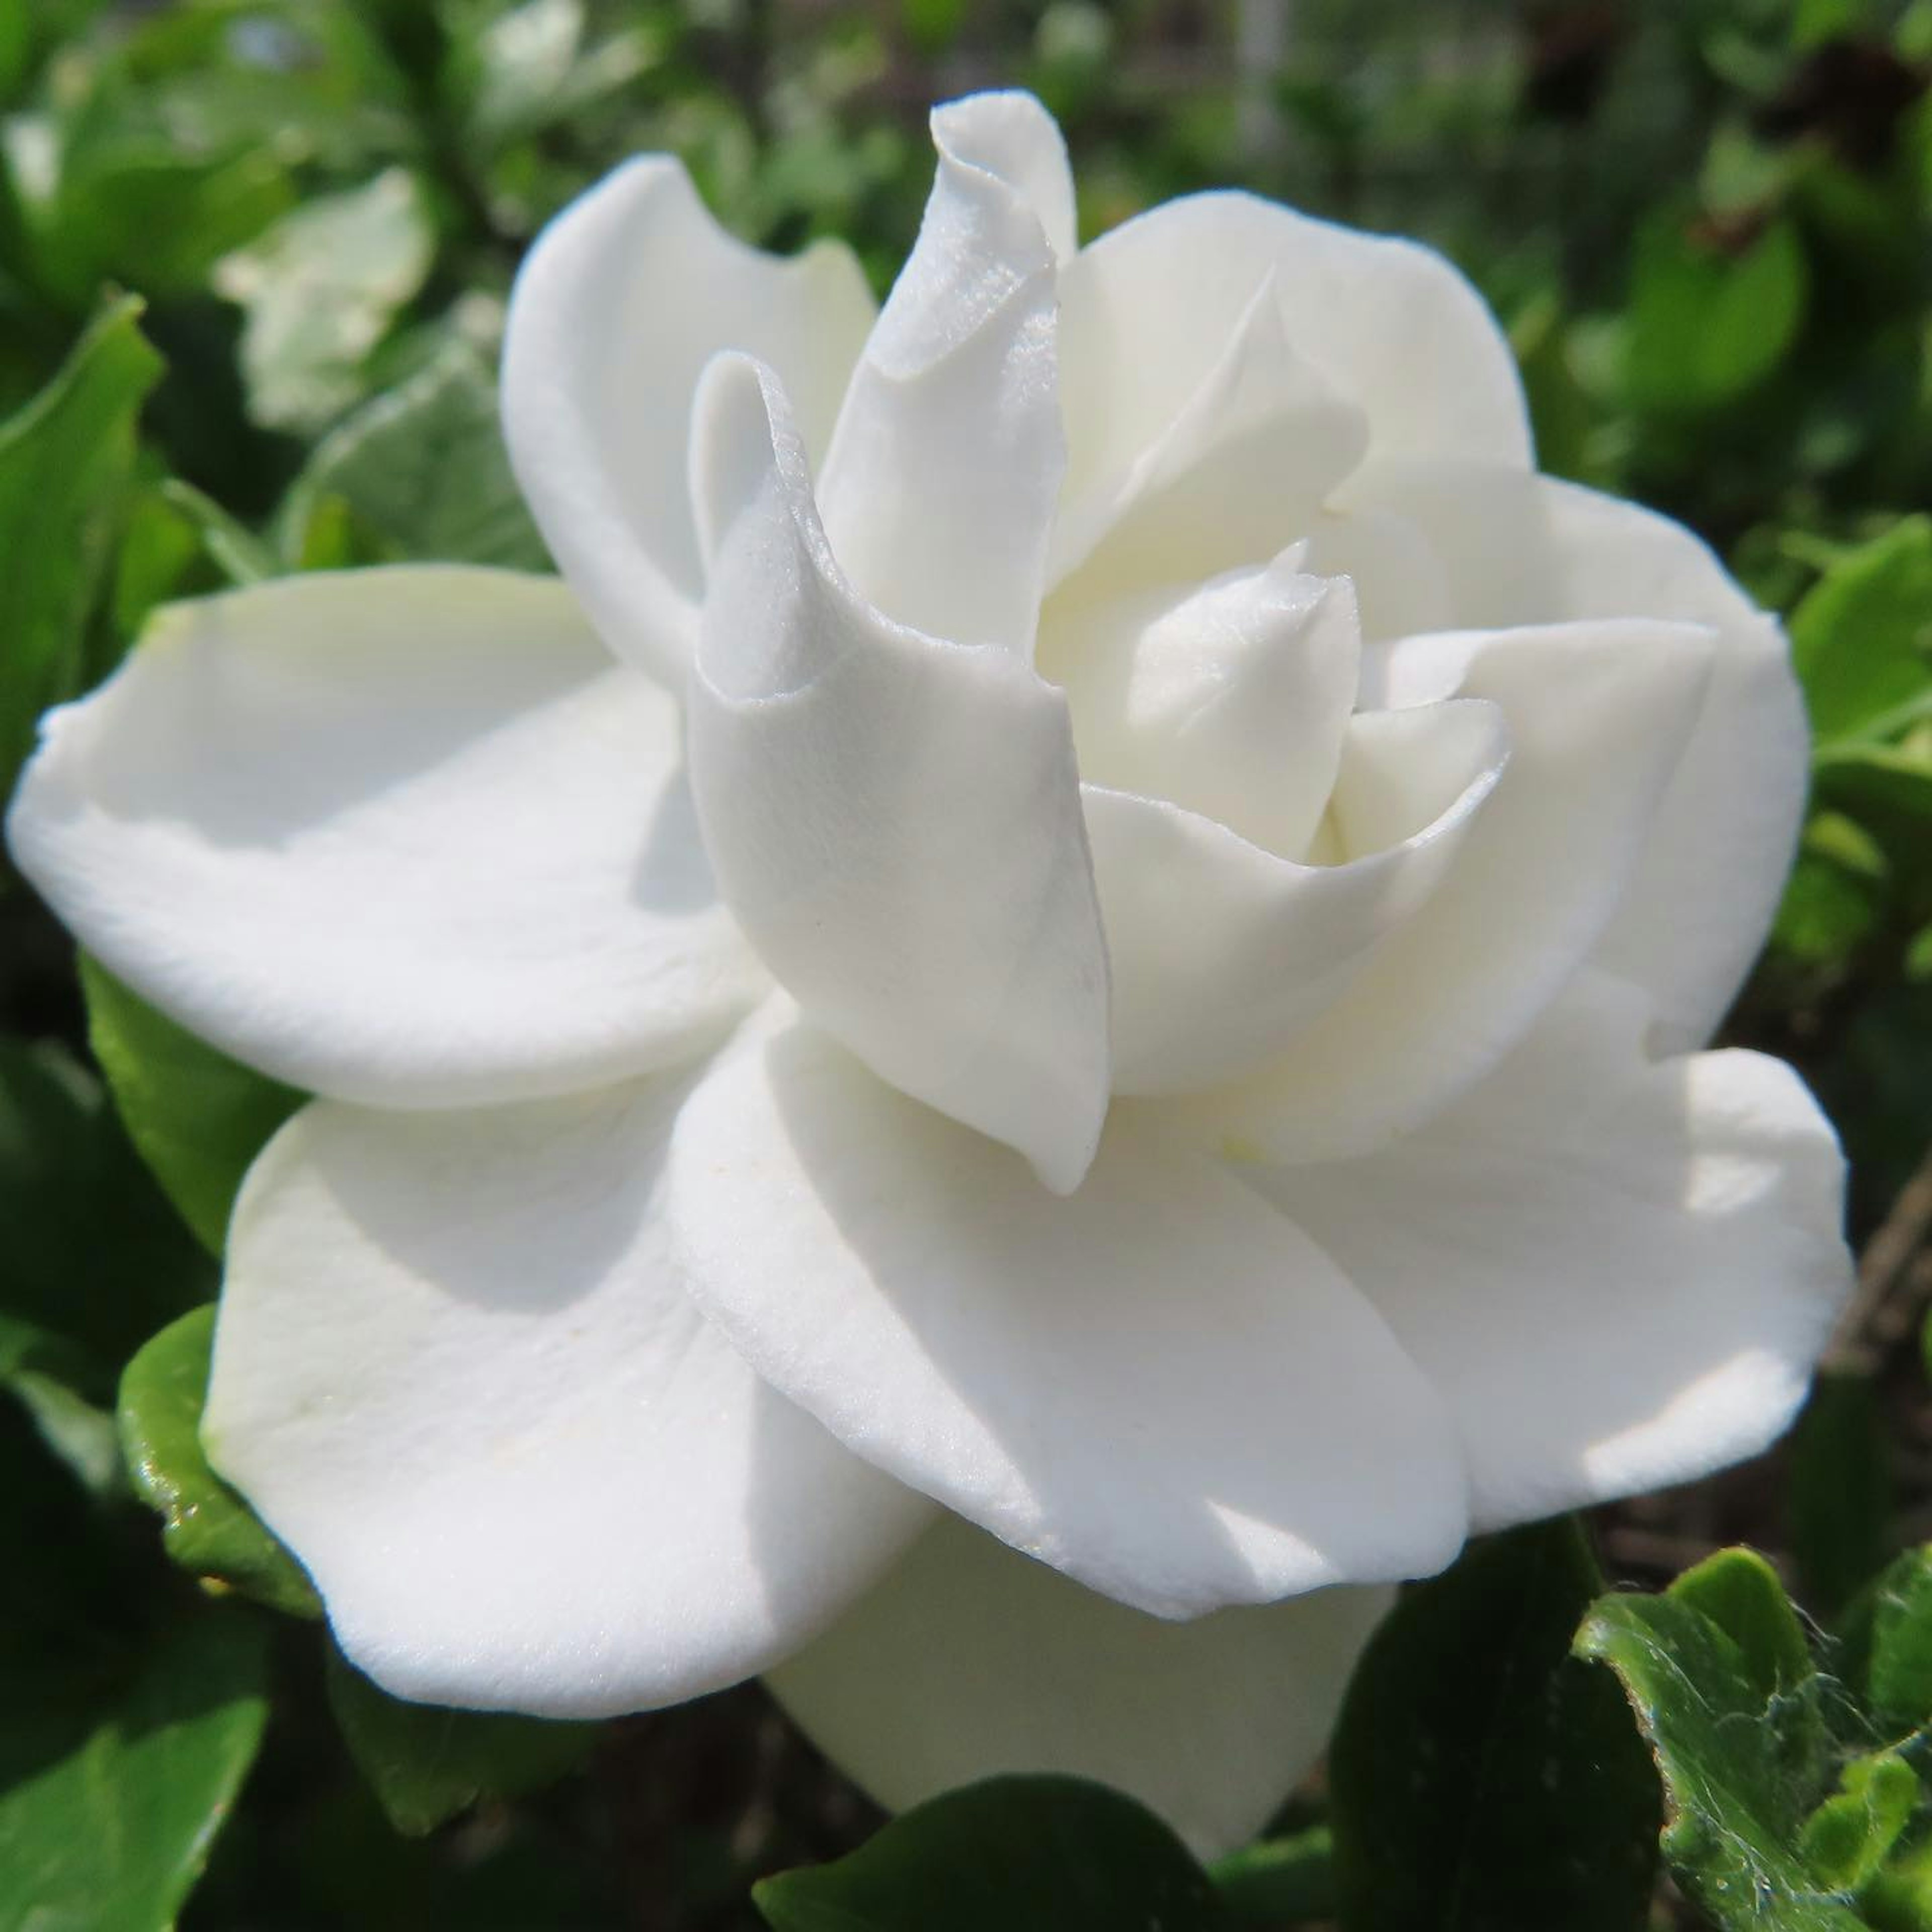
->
[[8, 92, 1850, 1854]]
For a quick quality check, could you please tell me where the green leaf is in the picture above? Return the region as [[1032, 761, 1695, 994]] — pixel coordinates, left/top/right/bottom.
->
[[1799, 1753, 1917, 1893], [118, 1305, 321, 1620], [1576, 1553, 1862, 1930], [160, 475, 281, 586], [1839, 1547, 1932, 1735], [1209, 1823, 1334, 1925], [324, 1645, 598, 1836], [754, 1776, 1229, 1932], [80, 953, 305, 1257], [1789, 1373, 1896, 1618], [1620, 211, 1808, 415], [214, 167, 435, 433], [1793, 518, 1932, 748], [0, 1036, 210, 1389], [0, 296, 162, 808], [1327, 1519, 1658, 1932], [279, 339, 551, 570], [0, 1602, 271, 1930]]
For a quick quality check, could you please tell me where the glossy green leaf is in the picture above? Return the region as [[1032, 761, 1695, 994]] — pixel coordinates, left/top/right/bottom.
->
[[118, 1305, 320, 1619], [214, 167, 435, 433], [80, 953, 305, 1257], [1328, 1519, 1658, 1932], [1793, 518, 1932, 748], [279, 339, 550, 570], [754, 1776, 1229, 1932], [0, 1601, 271, 1930], [0, 296, 162, 807], [1576, 1553, 1862, 1930], [324, 1646, 598, 1837]]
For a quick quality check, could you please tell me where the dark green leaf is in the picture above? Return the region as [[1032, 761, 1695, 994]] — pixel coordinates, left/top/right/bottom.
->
[[279, 339, 550, 570], [118, 1305, 321, 1619], [1789, 1373, 1896, 1618], [1837, 1547, 1932, 1736], [81, 953, 305, 1257], [0, 297, 162, 807], [1793, 518, 1932, 748], [0, 1602, 271, 1930], [1328, 1519, 1658, 1932], [1576, 1554, 1861, 1930], [0, 1036, 210, 1389], [324, 1645, 598, 1837], [754, 1776, 1229, 1932]]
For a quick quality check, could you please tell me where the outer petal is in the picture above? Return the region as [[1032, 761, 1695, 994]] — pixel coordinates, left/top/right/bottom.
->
[[1056, 189, 1530, 554], [1168, 618, 1715, 1162], [204, 1073, 934, 1718], [1351, 460, 1807, 1051], [502, 154, 874, 681], [1248, 972, 1851, 1530], [768, 1516, 1393, 1860], [1085, 699, 1508, 1095], [665, 1009, 1470, 1621], [688, 356, 1110, 1193], [816, 92, 1067, 656], [7, 569, 765, 1108]]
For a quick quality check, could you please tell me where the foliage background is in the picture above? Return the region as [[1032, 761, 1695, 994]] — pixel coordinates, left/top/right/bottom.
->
[[5, 1, 1932, 1927]]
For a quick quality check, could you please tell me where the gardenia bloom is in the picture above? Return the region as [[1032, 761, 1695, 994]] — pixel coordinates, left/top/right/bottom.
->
[[9, 92, 1850, 1853]]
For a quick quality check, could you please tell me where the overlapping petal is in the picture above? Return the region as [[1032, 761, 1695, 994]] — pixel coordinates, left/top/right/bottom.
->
[[1086, 699, 1508, 1095], [205, 1075, 934, 1718], [1054, 188, 1531, 583], [687, 356, 1110, 1192], [767, 1516, 1394, 1859], [1169, 617, 1715, 1160], [665, 1007, 1469, 1621], [1248, 972, 1851, 1528], [1352, 459, 1808, 1049], [816, 91, 1070, 655], [7, 569, 765, 1108], [501, 154, 875, 681]]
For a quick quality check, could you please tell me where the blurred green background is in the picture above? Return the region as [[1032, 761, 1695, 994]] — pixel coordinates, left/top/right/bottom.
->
[[5, 2, 1932, 1926]]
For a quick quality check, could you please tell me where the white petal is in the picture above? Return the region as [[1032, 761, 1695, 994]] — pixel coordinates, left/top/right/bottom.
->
[[1248, 972, 1852, 1528], [204, 1075, 934, 1718], [502, 155, 874, 681], [1056, 191, 1530, 558], [7, 569, 765, 1108], [1171, 618, 1715, 1162], [665, 1010, 1469, 1620], [1355, 459, 1807, 1050], [1045, 557, 1362, 860], [1086, 699, 1508, 1095], [688, 356, 1109, 1193], [768, 1516, 1393, 1860], [1050, 277, 1370, 593], [816, 92, 1067, 655]]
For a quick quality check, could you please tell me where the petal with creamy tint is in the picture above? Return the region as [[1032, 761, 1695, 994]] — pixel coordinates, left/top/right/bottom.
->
[[205, 1076, 934, 1718], [768, 1515, 1394, 1859], [1351, 459, 1808, 1050], [7, 569, 765, 1108], [1248, 972, 1851, 1531]]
